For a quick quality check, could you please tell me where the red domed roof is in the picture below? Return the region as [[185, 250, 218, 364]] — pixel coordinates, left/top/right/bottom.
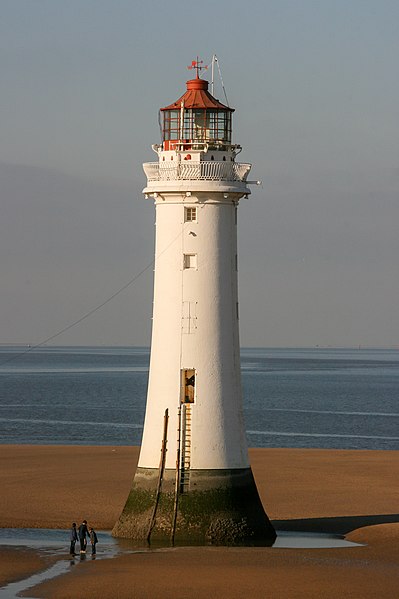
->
[[161, 77, 234, 112]]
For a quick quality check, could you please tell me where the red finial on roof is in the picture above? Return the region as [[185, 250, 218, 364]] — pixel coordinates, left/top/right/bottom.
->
[[187, 57, 208, 79]]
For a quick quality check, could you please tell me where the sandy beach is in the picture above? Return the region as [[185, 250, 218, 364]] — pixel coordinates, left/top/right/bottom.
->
[[0, 445, 398, 597]]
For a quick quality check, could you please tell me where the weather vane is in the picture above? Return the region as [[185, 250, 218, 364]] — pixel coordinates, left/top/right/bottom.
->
[[187, 57, 208, 77]]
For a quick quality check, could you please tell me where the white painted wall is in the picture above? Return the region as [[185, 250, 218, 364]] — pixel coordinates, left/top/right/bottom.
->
[[138, 156, 250, 471]]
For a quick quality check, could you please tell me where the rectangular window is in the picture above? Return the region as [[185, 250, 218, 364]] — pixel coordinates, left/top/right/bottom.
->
[[181, 369, 195, 404], [185, 207, 197, 222], [184, 254, 197, 269]]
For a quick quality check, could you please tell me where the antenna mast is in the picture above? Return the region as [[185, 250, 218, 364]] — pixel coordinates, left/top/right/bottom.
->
[[210, 54, 229, 107]]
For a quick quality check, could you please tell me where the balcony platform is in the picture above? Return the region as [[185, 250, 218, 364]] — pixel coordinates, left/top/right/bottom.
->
[[143, 161, 252, 196]]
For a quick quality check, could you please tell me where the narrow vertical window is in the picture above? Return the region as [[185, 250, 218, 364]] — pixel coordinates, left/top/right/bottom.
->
[[181, 369, 195, 404], [185, 207, 197, 222]]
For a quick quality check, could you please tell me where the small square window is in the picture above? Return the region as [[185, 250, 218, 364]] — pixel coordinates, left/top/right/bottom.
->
[[184, 254, 197, 269], [185, 207, 197, 222]]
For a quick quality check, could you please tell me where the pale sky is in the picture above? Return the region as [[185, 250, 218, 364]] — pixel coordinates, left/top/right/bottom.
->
[[1, 0, 398, 347]]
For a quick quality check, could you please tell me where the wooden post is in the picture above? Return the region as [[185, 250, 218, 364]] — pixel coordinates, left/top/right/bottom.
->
[[171, 405, 182, 543], [146, 408, 169, 542]]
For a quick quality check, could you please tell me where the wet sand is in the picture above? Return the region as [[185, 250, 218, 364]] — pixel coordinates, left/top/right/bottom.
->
[[0, 446, 398, 598], [0, 547, 52, 588]]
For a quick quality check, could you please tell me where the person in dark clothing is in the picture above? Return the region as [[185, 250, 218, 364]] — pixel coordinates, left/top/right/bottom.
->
[[78, 519, 89, 553], [69, 522, 78, 555], [89, 527, 98, 555]]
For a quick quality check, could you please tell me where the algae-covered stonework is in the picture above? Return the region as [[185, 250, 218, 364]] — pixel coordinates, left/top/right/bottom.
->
[[112, 467, 276, 545]]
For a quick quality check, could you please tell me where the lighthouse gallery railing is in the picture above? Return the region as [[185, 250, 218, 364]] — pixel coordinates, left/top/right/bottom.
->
[[143, 161, 251, 182]]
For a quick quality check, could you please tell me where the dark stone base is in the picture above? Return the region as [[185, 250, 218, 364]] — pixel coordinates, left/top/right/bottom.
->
[[112, 467, 276, 546]]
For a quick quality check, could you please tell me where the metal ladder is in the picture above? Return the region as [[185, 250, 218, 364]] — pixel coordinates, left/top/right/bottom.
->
[[180, 404, 192, 492]]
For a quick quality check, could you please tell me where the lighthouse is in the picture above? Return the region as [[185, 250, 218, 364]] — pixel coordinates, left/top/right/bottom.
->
[[113, 60, 276, 545]]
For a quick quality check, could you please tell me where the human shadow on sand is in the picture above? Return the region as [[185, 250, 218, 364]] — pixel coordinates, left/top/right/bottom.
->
[[272, 513, 399, 535]]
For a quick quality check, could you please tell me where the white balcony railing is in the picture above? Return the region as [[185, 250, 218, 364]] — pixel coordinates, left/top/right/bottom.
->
[[143, 161, 251, 183]]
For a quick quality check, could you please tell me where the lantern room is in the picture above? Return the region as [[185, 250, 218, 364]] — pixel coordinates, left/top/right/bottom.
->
[[161, 76, 234, 151]]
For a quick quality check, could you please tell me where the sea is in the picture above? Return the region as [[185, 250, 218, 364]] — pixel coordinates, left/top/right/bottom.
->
[[0, 346, 398, 450]]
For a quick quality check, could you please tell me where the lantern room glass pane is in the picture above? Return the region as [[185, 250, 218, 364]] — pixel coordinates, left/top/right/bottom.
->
[[183, 111, 193, 139], [193, 111, 207, 140], [162, 109, 232, 145], [163, 110, 179, 141]]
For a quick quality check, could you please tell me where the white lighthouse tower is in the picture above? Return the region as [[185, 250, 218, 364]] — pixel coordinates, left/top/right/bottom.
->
[[113, 60, 275, 545]]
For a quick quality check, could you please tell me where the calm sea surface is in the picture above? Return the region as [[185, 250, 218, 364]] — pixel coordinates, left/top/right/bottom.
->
[[0, 346, 398, 450]]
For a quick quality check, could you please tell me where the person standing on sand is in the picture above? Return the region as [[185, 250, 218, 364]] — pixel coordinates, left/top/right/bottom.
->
[[78, 519, 90, 553], [69, 522, 78, 555], [89, 527, 98, 555]]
